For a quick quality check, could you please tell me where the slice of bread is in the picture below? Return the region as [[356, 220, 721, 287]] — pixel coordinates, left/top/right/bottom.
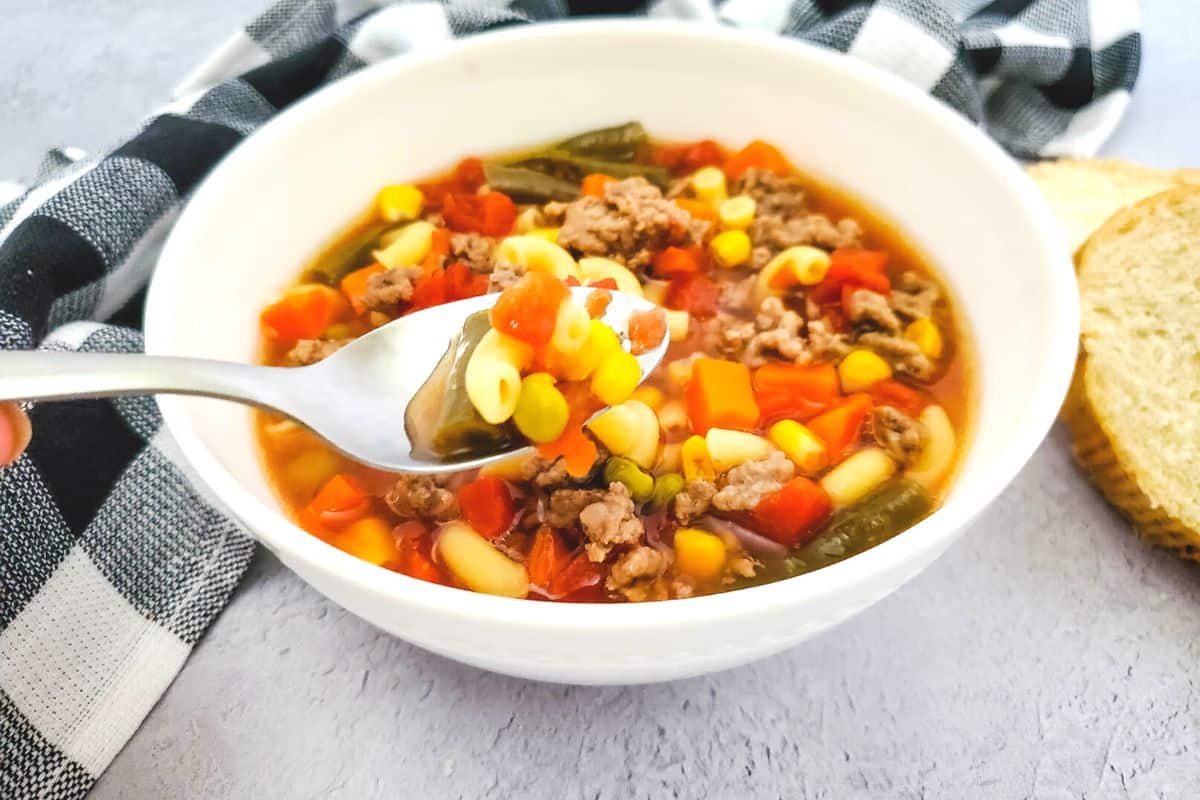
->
[[1061, 187, 1200, 560], [1026, 159, 1200, 255]]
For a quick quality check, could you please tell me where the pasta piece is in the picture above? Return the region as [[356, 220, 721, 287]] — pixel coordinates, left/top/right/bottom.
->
[[820, 447, 897, 508], [465, 328, 533, 424], [550, 298, 591, 355], [905, 405, 955, 490], [578, 257, 644, 297], [495, 235, 582, 281], [587, 400, 660, 469], [705, 428, 775, 472], [373, 220, 435, 269]]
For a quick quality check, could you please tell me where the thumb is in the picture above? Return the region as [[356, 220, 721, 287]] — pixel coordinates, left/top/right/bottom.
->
[[0, 403, 32, 466]]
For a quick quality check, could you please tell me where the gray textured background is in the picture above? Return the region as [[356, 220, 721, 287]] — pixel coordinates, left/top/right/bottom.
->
[[4, 3, 1199, 798]]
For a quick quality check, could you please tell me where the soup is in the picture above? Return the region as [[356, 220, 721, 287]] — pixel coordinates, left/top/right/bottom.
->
[[256, 123, 972, 602]]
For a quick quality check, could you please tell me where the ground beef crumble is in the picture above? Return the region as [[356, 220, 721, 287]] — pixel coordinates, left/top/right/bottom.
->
[[872, 405, 928, 464], [362, 266, 420, 311], [450, 232, 494, 273], [712, 451, 796, 511], [488, 262, 525, 292], [522, 456, 576, 491], [554, 177, 707, 271], [673, 480, 716, 524], [890, 271, 940, 320], [607, 545, 672, 602], [285, 338, 348, 366], [385, 475, 459, 522], [544, 487, 605, 529], [857, 331, 935, 381], [579, 482, 645, 562], [846, 288, 902, 335]]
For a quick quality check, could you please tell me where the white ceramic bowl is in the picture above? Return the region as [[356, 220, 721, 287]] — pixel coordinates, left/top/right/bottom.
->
[[146, 21, 1076, 684]]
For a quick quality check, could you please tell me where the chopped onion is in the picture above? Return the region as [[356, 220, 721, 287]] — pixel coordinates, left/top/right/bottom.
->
[[695, 516, 787, 559]]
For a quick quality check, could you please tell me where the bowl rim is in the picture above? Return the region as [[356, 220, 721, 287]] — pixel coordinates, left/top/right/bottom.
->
[[146, 19, 1078, 631]]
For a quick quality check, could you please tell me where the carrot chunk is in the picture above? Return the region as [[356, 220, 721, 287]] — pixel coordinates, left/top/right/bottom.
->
[[806, 393, 873, 459], [685, 358, 760, 434]]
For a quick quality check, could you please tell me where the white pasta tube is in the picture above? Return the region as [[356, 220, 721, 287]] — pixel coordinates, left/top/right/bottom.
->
[[550, 298, 590, 355], [465, 329, 532, 424], [494, 235, 581, 281]]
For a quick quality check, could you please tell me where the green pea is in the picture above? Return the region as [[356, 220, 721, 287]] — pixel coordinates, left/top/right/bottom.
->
[[603, 457, 655, 504], [647, 472, 685, 511]]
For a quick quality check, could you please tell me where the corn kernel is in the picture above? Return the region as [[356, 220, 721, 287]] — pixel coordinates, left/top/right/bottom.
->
[[528, 226, 561, 243], [630, 385, 665, 411], [705, 428, 775, 472], [838, 349, 893, 392], [905, 318, 944, 359], [710, 230, 752, 269], [691, 166, 727, 203], [820, 447, 896, 508], [664, 309, 690, 342], [562, 319, 621, 381], [718, 195, 756, 230], [673, 528, 727, 580], [376, 184, 424, 223], [768, 420, 827, 474], [681, 435, 716, 483], [657, 399, 689, 432], [591, 349, 642, 406]]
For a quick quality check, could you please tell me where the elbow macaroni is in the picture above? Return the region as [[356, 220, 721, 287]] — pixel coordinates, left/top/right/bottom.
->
[[550, 298, 590, 355], [495, 235, 582, 282], [578, 258, 644, 297], [465, 329, 533, 424], [373, 220, 435, 269], [704, 428, 776, 473]]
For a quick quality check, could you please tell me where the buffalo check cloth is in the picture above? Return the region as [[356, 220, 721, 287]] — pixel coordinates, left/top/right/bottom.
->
[[0, 1, 1139, 797]]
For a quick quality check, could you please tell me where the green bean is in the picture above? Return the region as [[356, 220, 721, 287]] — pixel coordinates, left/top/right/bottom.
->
[[407, 311, 517, 460], [603, 457, 655, 504], [511, 150, 670, 189], [793, 479, 932, 570], [308, 221, 390, 284], [482, 163, 580, 203], [553, 122, 647, 160], [647, 472, 685, 511]]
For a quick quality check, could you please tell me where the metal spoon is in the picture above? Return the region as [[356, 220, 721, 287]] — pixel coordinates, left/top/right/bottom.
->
[[0, 287, 668, 473]]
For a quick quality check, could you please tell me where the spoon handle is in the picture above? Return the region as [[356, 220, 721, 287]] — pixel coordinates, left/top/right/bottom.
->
[[0, 350, 303, 411]]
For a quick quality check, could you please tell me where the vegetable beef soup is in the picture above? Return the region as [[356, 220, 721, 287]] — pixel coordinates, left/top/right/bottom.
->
[[256, 123, 973, 603]]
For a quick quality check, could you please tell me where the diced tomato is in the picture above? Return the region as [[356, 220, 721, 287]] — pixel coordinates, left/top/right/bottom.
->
[[420, 228, 451, 274], [754, 389, 833, 425], [391, 521, 445, 584], [653, 246, 701, 278], [548, 551, 607, 599], [490, 271, 570, 346], [724, 140, 792, 179], [444, 260, 489, 301], [581, 173, 618, 198], [419, 157, 487, 210], [527, 526, 569, 591], [585, 288, 612, 318], [456, 476, 516, 540], [628, 308, 666, 354], [653, 139, 726, 175], [261, 285, 344, 344], [407, 269, 448, 312], [870, 379, 929, 418], [664, 272, 721, 320], [454, 157, 486, 190], [751, 477, 832, 546], [810, 249, 892, 307], [806, 393, 873, 459], [586, 277, 619, 291], [443, 191, 516, 237], [564, 275, 581, 287]]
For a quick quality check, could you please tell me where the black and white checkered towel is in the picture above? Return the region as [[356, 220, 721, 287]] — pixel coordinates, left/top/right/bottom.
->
[[0, 1, 1139, 797]]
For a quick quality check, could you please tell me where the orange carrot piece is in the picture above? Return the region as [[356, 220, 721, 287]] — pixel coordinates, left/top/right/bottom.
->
[[674, 197, 718, 224], [260, 286, 343, 344], [581, 173, 618, 198], [723, 140, 792, 179], [806, 393, 873, 459], [685, 358, 760, 434], [340, 263, 386, 315]]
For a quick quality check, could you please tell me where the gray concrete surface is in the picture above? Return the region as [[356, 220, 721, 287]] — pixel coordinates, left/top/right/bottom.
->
[[4, 3, 1199, 798]]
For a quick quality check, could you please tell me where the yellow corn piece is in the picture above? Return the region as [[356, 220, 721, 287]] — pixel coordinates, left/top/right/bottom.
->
[[906, 405, 955, 490], [838, 349, 893, 392], [673, 528, 727, 580], [905, 318, 944, 359], [655, 442, 683, 475], [376, 184, 424, 223], [710, 230, 752, 269], [705, 428, 775, 473], [334, 516, 397, 565], [664, 309, 690, 342], [437, 522, 529, 598], [820, 447, 896, 508], [478, 452, 532, 481], [630, 385, 665, 411], [587, 400, 660, 468], [681, 434, 716, 483], [578, 257, 644, 297], [373, 220, 435, 269], [562, 319, 621, 381], [656, 399, 689, 432], [528, 226, 561, 243], [641, 280, 669, 305], [768, 419, 827, 474], [691, 166, 727, 203], [512, 373, 569, 444], [756, 246, 831, 300], [718, 195, 756, 229], [591, 349, 642, 406]]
